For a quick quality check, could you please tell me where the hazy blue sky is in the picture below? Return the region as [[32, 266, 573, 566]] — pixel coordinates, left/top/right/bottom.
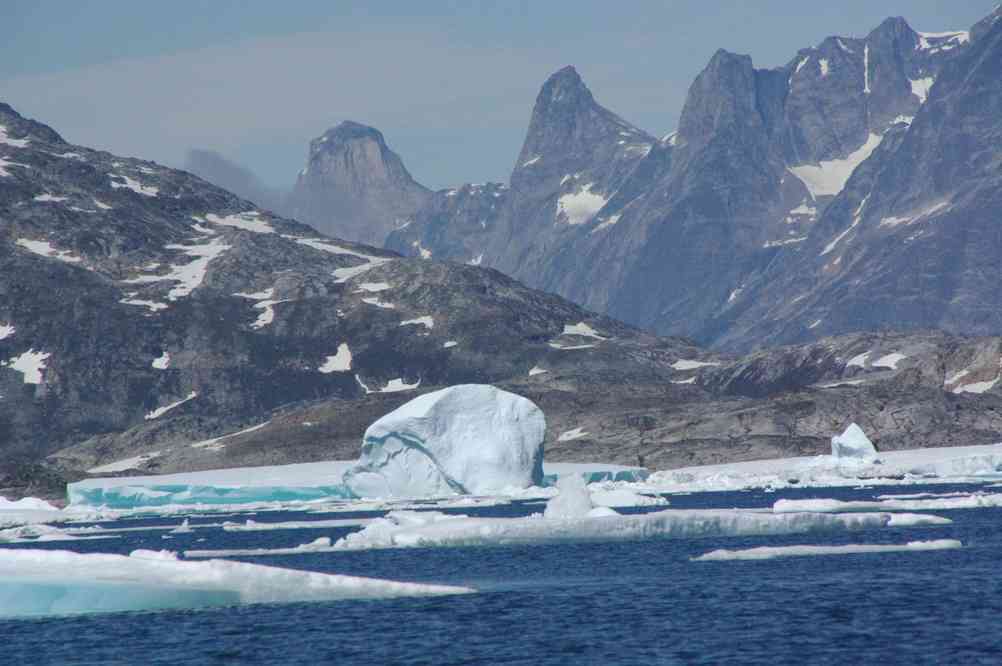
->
[[3, 1, 996, 189]]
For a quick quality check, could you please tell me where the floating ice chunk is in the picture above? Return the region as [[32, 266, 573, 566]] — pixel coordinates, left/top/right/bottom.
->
[[542, 463, 649, 484], [831, 423, 877, 460], [344, 384, 545, 498], [205, 211, 274, 234], [590, 489, 668, 508], [0, 548, 472, 617], [186, 537, 339, 558], [68, 461, 355, 508], [333, 507, 909, 551], [693, 539, 961, 561], [319, 343, 352, 373], [170, 519, 193, 534], [543, 475, 594, 519], [221, 517, 372, 532], [774, 493, 1002, 513]]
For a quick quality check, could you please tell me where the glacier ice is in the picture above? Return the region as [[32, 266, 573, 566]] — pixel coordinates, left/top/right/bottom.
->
[[343, 384, 545, 498], [831, 423, 877, 460], [0, 548, 473, 617], [644, 441, 1002, 493], [68, 461, 356, 509], [693, 539, 962, 561], [543, 474, 597, 519], [332, 507, 932, 551]]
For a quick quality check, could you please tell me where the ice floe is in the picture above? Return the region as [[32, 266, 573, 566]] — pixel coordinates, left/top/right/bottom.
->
[[332, 507, 923, 551], [0, 548, 472, 617], [693, 539, 961, 561]]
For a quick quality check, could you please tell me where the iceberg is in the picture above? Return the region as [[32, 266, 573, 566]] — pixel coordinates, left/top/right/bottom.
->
[[343, 384, 545, 498], [831, 423, 877, 460], [774, 493, 1002, 513], [543, 475, 599, 519], [0, 548, 473, 617], [693, 539, 962, 561], [332, 507, 935, 551], [542, 462, 649, 484], [68, 461, 356, 509]]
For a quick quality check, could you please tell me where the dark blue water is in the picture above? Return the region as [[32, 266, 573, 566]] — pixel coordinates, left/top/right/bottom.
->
[[4, 483, 1002, 665]]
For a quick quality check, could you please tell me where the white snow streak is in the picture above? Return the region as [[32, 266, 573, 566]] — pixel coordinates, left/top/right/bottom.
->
[[145, 391, 198, 420]]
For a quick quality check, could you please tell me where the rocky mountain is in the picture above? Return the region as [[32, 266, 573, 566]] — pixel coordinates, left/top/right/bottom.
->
[[183, 149, 286, 216], [716, 10, 1002, 349], [286, 121, 432, 246], [386, 11, 1000, 351]]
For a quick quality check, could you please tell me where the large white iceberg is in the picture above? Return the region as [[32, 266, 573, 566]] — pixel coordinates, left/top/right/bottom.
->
[[343, 384, 545, 498], [831, 423, 878, 460], [0, 548, 472, 617]]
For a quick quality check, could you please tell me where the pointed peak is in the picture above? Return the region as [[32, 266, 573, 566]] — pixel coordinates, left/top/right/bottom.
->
[[536, 65, 593, 108], [868, 16, 915, 40]]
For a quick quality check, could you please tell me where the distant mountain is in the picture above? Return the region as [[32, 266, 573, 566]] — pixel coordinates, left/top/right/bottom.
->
[[183, 149, 286, 215], [386, 10, 1000, 352], [286, 121, 432, 245]]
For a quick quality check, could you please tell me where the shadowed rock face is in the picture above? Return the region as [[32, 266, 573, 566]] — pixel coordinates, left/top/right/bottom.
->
[[386, 12, 999, 352], [287, 121, 431, 246], [183, 149, 285, 215]]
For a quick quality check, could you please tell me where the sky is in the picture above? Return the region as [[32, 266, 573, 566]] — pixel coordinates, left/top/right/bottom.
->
[[2, 1, 997, 190]]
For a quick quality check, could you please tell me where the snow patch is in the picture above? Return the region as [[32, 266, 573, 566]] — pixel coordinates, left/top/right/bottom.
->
[[910, 77, 935, 104], [355, 376, 420, 394], [110, 174, 158, 197], [32, 194, 67, 203], [319, 344, 352, 373], [152, 351, 170, 369], [145, 391, 197, 420], [89, 452, 163, 474], [120, 298, 168, 313], [0, 324, 14, 341], [671, 359, 720, 370], [557, 184, 607, 226], [529, 365, 548, 376], [205, 211, 274, 234], [443, 341, 458, 349], [0, 127, 29, 147], [790, 134, 882, 198], [818, 59, 830, 77], [562, 322, 606, 339], [16, 239, 82, 263], [190, 422, 270, 452], [873, 352, 906, 369], [557, 427, 588, 442], [3, 350, 51, 384], [400, 316, 434, 329]]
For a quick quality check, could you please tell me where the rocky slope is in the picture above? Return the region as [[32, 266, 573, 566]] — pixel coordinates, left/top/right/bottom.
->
[[386, 11, 1000, 351], [286, 121, 432, 245]]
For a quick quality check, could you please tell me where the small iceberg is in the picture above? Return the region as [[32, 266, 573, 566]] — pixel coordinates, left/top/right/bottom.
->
[[831, 422, 878, 460], [0, 548, 473, 617]]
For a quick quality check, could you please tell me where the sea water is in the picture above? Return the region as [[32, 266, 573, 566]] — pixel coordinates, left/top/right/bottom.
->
[[3, 483, 1002, 665]]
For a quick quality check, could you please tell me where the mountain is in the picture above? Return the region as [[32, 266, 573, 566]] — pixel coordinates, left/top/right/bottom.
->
[[286, 121, 432, 245], [183, 149, 286, 215], [385, 13, 995, 351], [715, 10, 1002, 349]]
